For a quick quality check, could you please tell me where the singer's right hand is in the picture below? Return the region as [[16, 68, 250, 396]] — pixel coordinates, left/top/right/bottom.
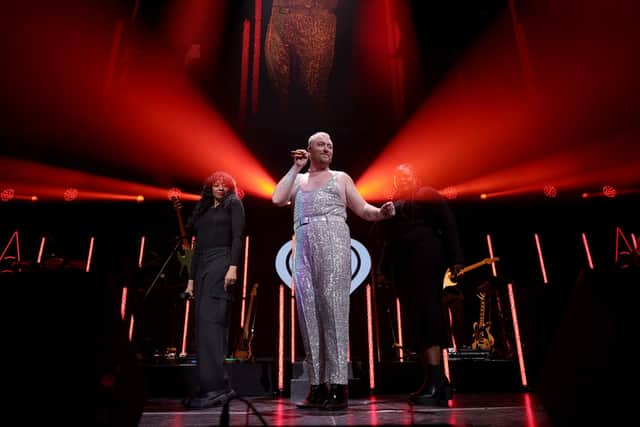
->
[[290, 149, 309, 168]]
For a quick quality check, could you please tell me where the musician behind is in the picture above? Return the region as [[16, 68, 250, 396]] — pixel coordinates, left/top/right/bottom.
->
[[375, 163, 464, 406]]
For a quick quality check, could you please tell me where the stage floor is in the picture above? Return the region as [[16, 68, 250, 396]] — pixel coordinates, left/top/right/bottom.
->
[[140, 391, 551, 426]]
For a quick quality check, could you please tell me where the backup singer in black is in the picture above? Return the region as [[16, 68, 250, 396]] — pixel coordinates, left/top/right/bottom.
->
[[376, 163, 464, 406], [182, 171, 245, 409]]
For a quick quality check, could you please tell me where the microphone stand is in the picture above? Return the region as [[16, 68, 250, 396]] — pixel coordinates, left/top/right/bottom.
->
[[143, 237, 185, 303]]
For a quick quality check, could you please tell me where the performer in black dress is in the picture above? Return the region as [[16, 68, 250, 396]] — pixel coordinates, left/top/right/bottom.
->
[[182, 171, 245, 409], [377, 163, 464, 406]]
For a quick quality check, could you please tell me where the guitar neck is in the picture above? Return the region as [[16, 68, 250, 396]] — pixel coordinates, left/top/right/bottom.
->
[[174, 208, 190, 249], [461, 260, 489, 275]]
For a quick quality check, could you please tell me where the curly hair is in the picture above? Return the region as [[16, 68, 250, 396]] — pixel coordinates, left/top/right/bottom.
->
[[186, 171, 239, 232]]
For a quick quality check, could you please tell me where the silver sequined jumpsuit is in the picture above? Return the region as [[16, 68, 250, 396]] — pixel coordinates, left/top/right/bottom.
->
[[292, 171, 351, 385]]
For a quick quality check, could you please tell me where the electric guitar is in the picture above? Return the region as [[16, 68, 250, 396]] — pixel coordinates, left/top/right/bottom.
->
[[442, 257, 500, 289], [170, 196, 193, 277], [471, 291, 495, 351], [233, 283, 258, 361]]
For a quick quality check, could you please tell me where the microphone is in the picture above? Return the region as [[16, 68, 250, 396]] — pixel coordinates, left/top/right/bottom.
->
[[290, 150, 308, 158]]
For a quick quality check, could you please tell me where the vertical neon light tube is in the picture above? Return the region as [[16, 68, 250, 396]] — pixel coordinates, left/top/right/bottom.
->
[[486, 234, 497, 276], [289, 235, 296, 363], [581, 232, 594, 270], [180, 299, 191, 357], [86, 237, 95, 272], [507, 283, 527, 387], [138, 236, 145, 268], [37, 236, 46, 264], [508, 0, 536, 101], [395, 297, 404, 362], [0, 231, 17, 261], [632, 233, 637, 249], [534, 233, 548, 284], [104, 20, 124, 93], [278, 284, 285, 392], [239, 19, 250, 126], [366, 284, 375, 390], [240, 236, 250, 328], [290, 286, 296, 363], [252, 0, 262, 115], [120, 287, 128, 320], [442, 348, 450, 382], [128, 315, 135, 342]]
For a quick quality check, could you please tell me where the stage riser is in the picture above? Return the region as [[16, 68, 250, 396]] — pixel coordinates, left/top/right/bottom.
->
[[143, 361, 276, 397]]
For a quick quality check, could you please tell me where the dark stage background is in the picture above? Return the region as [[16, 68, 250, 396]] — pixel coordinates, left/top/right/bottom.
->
[[2, 0, 639, 399]]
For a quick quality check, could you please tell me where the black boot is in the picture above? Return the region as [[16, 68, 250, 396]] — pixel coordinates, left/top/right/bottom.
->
[[296, 384, 328, 409], [409, 364, 452, 406], [323, 384, 348, 410]]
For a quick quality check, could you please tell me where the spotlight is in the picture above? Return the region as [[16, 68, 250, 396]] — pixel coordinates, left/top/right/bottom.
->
[[31, 196, 38, 202], [136, 195, 144, 203], [167, 187, 182, 201], [480, 193, 487, 200], [63, 188, 78, 201], [602, 185, 616, 198], [582, 192, 589, 199], [442, 187, 458, 200], [1, 188, 15, 202], [543, 185, 557, 198]]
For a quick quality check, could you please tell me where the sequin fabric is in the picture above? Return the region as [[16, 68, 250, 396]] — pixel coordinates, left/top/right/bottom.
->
[[264, 0, 337, 109], [292, 172, 350, 384]]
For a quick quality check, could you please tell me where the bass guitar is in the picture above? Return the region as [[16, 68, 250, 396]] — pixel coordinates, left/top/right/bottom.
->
[[471, 291, 495, 351]]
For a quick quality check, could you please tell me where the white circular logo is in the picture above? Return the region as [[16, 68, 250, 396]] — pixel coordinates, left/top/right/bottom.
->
[[275, 239, 371, 294]]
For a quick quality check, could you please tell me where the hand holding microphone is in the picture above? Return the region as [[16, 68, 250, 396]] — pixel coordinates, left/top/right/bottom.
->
[[290, 149, 309, 168]]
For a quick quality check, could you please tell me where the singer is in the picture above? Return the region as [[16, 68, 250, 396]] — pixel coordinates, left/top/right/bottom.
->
[[181, 171, 245, 409], [272, 131, 395, 410]]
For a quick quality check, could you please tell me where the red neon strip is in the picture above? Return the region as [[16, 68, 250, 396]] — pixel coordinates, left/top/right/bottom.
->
[[442, 349, 450, 382], [290, 288, 296, 363], [289, 234, 296, 363], [0, 231, 18, 261], [37, 236, 46, 264], [239, 19, 250, 125], [395, 297, 404, 362], [534, 233, 548, 284], [278, 284, 284, 391], [486, 234, 497, 276], [138, 236, 145, 268], [251, 0, 262, 114], [240, 236, 250, 328], [507, 283, 528, 387], [105, 20, 124, 93], [366, 284, 375, 390], [582, 232, 594, 270], [86, 237, 95, 272], [181, 299, 191, 357], [120, 287, 128, 320], [508, 0, 536, 100], [632, 233, 637, 249], [615, 226, 633, 264], [128, 315, 135, 342]]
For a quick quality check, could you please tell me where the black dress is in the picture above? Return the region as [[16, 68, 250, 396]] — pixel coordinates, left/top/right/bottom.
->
[[189, 195, 245, 394], [379, 186, 463, 351]]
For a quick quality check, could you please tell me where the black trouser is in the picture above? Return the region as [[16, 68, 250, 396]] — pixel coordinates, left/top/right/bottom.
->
[[193, 247, 234, 393], [195, 294, 232, 393]]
